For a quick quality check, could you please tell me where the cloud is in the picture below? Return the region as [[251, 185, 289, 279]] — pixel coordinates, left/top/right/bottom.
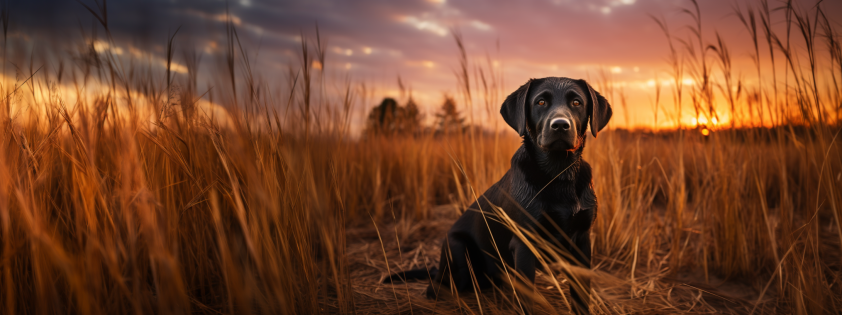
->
[[10, 0, 841, 129], [403, 16, 449, 36]]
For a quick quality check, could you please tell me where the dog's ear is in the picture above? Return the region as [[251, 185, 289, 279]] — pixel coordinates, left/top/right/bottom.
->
[[578, 79, 613, 138], [500, 79, 534, 136]]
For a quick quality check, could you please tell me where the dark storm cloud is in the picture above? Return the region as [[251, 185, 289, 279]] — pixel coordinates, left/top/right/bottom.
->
[[14, 0, 218, 43], [12, 0, 671, 67], [11, 0, 467, 80]]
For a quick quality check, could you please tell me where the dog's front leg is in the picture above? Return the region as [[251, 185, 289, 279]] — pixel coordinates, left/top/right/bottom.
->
[[568, 232, 591, 315], [426, 234, 472, 299], [509, 237, 536, 314]]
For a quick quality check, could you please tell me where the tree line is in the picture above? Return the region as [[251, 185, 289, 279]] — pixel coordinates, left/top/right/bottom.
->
[[363, 95, 467, 137]]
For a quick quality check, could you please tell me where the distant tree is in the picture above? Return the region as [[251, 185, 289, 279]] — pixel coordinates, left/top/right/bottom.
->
[[364, 97, 401, 136], [363, 97, 423, 136], [435, 95, 465, 134], [402, 96, 422, 135]]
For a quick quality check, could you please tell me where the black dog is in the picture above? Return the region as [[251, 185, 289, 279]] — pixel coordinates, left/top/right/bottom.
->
[[385, 77, 612, 314]]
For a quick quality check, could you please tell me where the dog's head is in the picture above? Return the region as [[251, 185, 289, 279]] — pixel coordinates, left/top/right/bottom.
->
[[500, 77, 612, 151]]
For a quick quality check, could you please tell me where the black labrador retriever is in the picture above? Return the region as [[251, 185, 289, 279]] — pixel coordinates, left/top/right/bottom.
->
[[385, 77, 612, 314]]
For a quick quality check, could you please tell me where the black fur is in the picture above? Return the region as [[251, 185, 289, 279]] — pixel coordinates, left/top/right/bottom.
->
[[385, 77, 612, 314]]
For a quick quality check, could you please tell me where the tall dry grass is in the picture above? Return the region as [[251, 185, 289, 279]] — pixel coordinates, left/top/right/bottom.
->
[[1, 0, 841, 314]]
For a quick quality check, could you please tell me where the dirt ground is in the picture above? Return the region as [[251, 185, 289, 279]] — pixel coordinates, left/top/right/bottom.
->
[[339, 205, 774, 314]]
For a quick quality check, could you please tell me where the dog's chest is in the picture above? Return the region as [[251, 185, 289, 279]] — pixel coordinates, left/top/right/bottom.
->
[[522, 181, 581, 226]]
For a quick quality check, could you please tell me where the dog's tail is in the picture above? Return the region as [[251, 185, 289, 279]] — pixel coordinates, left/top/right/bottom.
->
[[382, 267, 438, 283]]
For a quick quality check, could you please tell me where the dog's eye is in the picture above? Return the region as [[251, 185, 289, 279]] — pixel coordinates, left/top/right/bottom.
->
[[537, 99, 546, 106], [572, 100, 581, 107]]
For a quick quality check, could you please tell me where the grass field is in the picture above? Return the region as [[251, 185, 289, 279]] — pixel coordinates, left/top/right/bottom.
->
[[1, 0, 841, 314]]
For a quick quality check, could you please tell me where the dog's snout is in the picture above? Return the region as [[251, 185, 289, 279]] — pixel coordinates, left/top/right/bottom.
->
[[550, 118, 571, 131]]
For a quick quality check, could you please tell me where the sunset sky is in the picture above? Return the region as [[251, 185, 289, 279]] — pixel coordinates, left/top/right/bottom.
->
[[11, 0, 842, 131]]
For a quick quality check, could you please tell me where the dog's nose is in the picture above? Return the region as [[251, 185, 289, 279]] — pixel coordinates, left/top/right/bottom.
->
[[550, 118, 571, 131]]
